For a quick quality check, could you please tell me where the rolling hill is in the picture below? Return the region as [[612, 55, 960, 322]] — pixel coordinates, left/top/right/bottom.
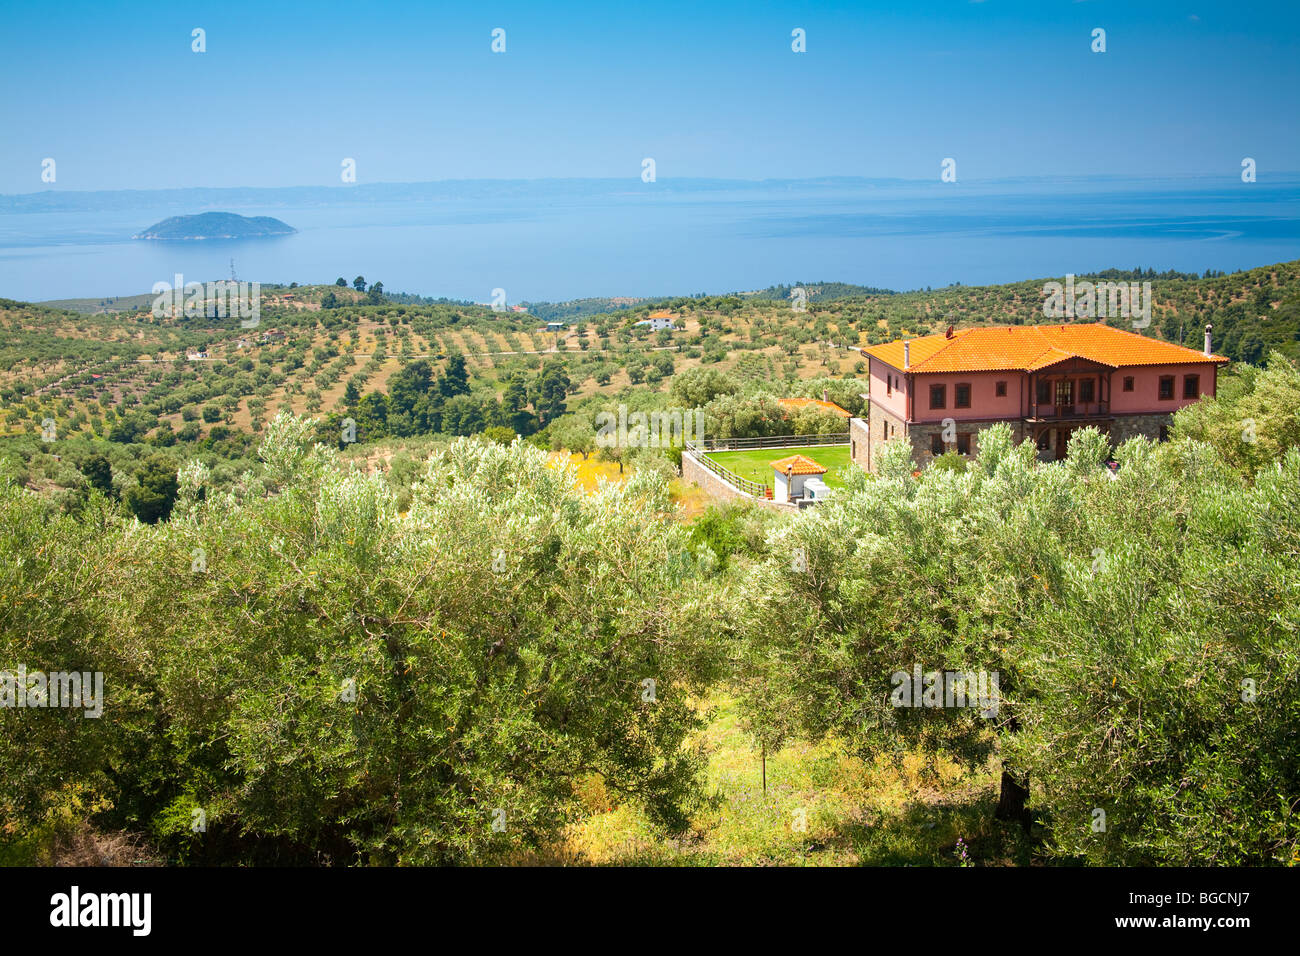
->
[[0, 260, 1295, 480]]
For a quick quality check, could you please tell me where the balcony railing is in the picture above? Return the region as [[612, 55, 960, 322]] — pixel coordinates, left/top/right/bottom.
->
[[1029, 400, 1110, 420]]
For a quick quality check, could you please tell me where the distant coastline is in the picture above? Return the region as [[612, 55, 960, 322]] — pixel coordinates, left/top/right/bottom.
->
[[7, 172, 1300, 215]]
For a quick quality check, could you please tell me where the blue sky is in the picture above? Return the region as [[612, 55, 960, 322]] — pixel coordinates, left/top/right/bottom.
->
[[2, 0, 1297, 191]]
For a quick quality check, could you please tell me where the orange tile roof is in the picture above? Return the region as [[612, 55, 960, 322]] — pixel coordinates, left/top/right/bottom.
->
[[769, 454, 828, 476], [862, 323, 1228, 373], [648, 310, 676, 319], [777, 397, 852, 418]]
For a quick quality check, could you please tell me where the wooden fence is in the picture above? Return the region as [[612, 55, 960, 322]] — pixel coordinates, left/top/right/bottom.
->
[[684, 431, 850, 454], [687, 448, 772, 498], [684, 433, 851, 499]]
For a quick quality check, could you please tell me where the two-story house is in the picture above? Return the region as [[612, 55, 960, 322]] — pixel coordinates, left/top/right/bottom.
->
[[850, 323, 1228, 471], [635, 310, 678, 332]]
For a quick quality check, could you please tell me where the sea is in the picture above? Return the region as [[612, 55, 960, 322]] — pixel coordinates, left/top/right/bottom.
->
[[1, 176, 1297, 304]]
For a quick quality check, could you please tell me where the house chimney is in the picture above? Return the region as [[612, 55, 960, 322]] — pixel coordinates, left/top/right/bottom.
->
[[903, 341, 910, 370], [1204, 324, 1213, 358]]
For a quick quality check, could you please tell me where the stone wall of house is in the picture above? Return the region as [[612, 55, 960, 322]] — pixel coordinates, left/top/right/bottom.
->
[[903, 418, 1031, 468], [1109, 413, 1173, 445], [863, 403, 908, 473], [680, 451, 798, 512], [849, 417, 871, 471], [850, 408, 1175, 475]]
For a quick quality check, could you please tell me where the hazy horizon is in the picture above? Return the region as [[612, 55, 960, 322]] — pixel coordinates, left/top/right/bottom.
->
[[8, 168, 1300, 200]]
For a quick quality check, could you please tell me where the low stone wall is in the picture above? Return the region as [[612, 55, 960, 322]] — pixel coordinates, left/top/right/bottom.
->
[[680, 451, 798, 512]]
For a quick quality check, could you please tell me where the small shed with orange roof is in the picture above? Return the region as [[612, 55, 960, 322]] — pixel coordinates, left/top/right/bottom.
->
[[770, 454, 831, 504]]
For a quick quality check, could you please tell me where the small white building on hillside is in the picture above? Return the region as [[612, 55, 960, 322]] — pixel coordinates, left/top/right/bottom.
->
[[635, 310, 677, 332], [770, 454, 831, 504]]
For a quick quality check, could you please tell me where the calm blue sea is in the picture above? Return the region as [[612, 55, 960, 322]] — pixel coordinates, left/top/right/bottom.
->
[[1, 177, 1297, 303]]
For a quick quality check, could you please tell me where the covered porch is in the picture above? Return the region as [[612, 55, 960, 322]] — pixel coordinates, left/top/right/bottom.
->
[[1026, 355, 1116, 421], [1025, 418, 1114, 461]]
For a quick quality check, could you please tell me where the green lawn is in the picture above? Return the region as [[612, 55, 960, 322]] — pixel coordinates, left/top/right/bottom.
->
[[703, 444, 853, 489]]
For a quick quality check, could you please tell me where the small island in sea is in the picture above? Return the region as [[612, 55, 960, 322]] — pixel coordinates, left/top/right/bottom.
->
[[133, 212, 296, 240]]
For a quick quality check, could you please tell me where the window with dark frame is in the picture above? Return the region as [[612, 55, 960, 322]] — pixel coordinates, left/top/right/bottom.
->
[[1079, 378, 1095, 403], [1159, 376, 1175, 400], [886, 375, 892, 397], [1183, 374, 1200, 399], [954, 383, 971, 408], [1159, 425, 1170, 442], [1123, 376, 1134, 392], [1055, 379, 1073, 407], [930, 384, 946, 409], [1036, 380, 1051, 405], [956, 433, 971, 456], [931, 434, 944, 456], [995, 380, 1007, 397]]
